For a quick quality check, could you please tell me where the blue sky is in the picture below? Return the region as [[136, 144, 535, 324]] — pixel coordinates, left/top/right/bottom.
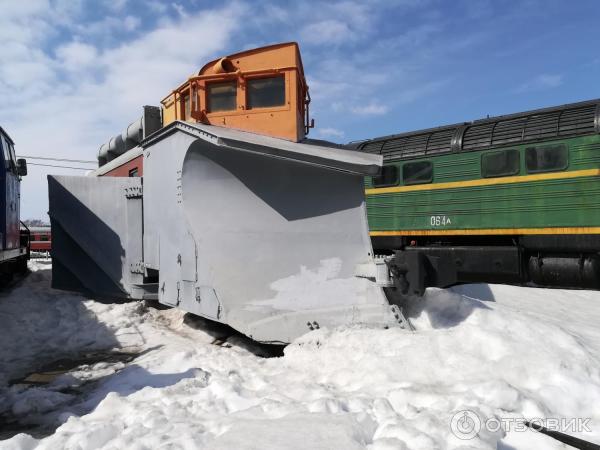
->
[[1, 0, 599, 219]]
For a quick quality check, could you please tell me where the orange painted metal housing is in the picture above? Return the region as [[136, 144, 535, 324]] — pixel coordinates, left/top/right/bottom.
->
[[101, 42, 310, 177], [161, 42, 311, 142]]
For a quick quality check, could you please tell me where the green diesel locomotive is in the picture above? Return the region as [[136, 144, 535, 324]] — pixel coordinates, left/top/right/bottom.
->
[[357, 98, 600, 294]]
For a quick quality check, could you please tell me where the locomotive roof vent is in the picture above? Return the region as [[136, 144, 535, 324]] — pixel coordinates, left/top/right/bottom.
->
[[210, 57, 236, 74], [359, 98, 600, 160]]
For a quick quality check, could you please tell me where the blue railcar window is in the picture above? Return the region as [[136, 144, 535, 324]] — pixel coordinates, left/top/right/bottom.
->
[[8, 142, 17, 171], [403, 161, 433, 185], [481, 149, 520, 178], [372, 165, 399, 187], [207, 81, 237, 112], [247, 76, 285, 109], [525, 144, 568, 173], [0, 136, 9, 168]]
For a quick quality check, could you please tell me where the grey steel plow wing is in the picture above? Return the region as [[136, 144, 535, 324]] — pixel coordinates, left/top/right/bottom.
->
[[49, 122, 403, 343]]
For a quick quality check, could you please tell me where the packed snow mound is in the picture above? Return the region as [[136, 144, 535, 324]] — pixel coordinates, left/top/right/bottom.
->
[[0, 260, 146, 386], [1, 262, 600, 449]]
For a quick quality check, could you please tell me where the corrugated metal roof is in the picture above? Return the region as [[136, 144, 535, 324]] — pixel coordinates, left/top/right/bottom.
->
[[357, 98, 600, 160]]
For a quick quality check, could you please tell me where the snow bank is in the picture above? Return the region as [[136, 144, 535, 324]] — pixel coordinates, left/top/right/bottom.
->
[[2, 263, 600, 449], [0, 261, 146, 385]]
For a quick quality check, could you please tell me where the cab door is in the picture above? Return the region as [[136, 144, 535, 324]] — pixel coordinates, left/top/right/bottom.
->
[[4, 140, 19, 250], [0, 135, 8, 251]]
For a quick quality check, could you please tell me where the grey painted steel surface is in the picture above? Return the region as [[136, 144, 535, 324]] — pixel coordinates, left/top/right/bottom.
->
[[48, 175, 144, 299], [49, 122, 400, 342], [142, 121, 384, 176]]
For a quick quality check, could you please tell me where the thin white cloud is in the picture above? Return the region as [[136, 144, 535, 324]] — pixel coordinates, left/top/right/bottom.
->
[[537, 73, 564, 87], [298, 1, 373, 45], [123, 15, 141, 31], [350, 102, 389, 115], [318, 127, 345, 138], [516, 73, 563, 93], [147, 1, 168, 13], [172, 3, 189, 18], [56, 42, 98, 71], [301, 20, 354, 45], [73, 15, 141, 38], [395, 79, 449, 104], [104, 0, 128, 12]]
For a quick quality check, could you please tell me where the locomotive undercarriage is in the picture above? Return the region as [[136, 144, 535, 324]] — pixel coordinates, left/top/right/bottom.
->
[[373, 235, 600, 296]]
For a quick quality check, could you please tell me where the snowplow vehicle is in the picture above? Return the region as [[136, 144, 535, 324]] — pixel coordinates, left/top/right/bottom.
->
[[48, 42, 600, 343], [49, 43, 406, 343]]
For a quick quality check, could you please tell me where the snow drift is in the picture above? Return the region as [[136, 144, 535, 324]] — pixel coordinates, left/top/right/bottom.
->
[[1, 261, 600, 449]]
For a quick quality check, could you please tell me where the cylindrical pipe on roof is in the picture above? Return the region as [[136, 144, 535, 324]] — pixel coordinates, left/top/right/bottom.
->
[[212, 57, 235, 74], [108, 134, 124, 155], [97, 116, 144, 166], [122, 117, 143, 146]]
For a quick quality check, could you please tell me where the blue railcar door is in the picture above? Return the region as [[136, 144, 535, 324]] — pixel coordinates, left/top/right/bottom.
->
[[0, 133, 20, 251], [7, 143, 19, 250], [0, 135, 8, 252], [3, 137, 19, 250]]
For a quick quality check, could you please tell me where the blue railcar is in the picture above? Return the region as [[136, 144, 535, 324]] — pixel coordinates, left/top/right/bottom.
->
[[0, 127, 29, 277]]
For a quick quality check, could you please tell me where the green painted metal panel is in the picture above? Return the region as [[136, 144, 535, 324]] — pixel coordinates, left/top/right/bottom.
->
[[366, 135, 600, 232]]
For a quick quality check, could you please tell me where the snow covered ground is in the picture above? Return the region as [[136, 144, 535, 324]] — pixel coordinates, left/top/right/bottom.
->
[[1, 261, 600, 449]]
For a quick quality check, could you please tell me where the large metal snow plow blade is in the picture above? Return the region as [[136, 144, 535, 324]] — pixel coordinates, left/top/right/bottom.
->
[[49, 122, 403, 343], [48, 175, 146, 300]]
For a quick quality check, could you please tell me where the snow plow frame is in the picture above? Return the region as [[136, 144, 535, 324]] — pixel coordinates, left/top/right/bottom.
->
[[49, 122, 405, 343]]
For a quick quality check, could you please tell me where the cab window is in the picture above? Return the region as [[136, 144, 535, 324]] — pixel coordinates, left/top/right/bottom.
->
[[9, 142, 17, 169], [181, 92, 191, 120], [525, 144, 568, 173], [207, 81, 237, 112], [481, 149, 520, 178], [0, 136, 8, 168], [403, 161, 433, 185], [372, 165, 399, 187], [247, 76, 285, 109]]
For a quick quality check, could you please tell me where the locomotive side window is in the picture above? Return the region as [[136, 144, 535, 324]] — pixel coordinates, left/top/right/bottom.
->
[[0, 135, 9, 169], [247, 76, 285, 109], [8, 142, 17, 171], [1, 136, 16, 171], [372, 165, 399, 187], [525, 144, 568, 173], [207, 81, 237, 112], [481, 149, 520, 178], [181, 92, 191, 120], [0, 137, 4, 167], [403, 161, 433, 185], [129, 167, 139, 177]]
